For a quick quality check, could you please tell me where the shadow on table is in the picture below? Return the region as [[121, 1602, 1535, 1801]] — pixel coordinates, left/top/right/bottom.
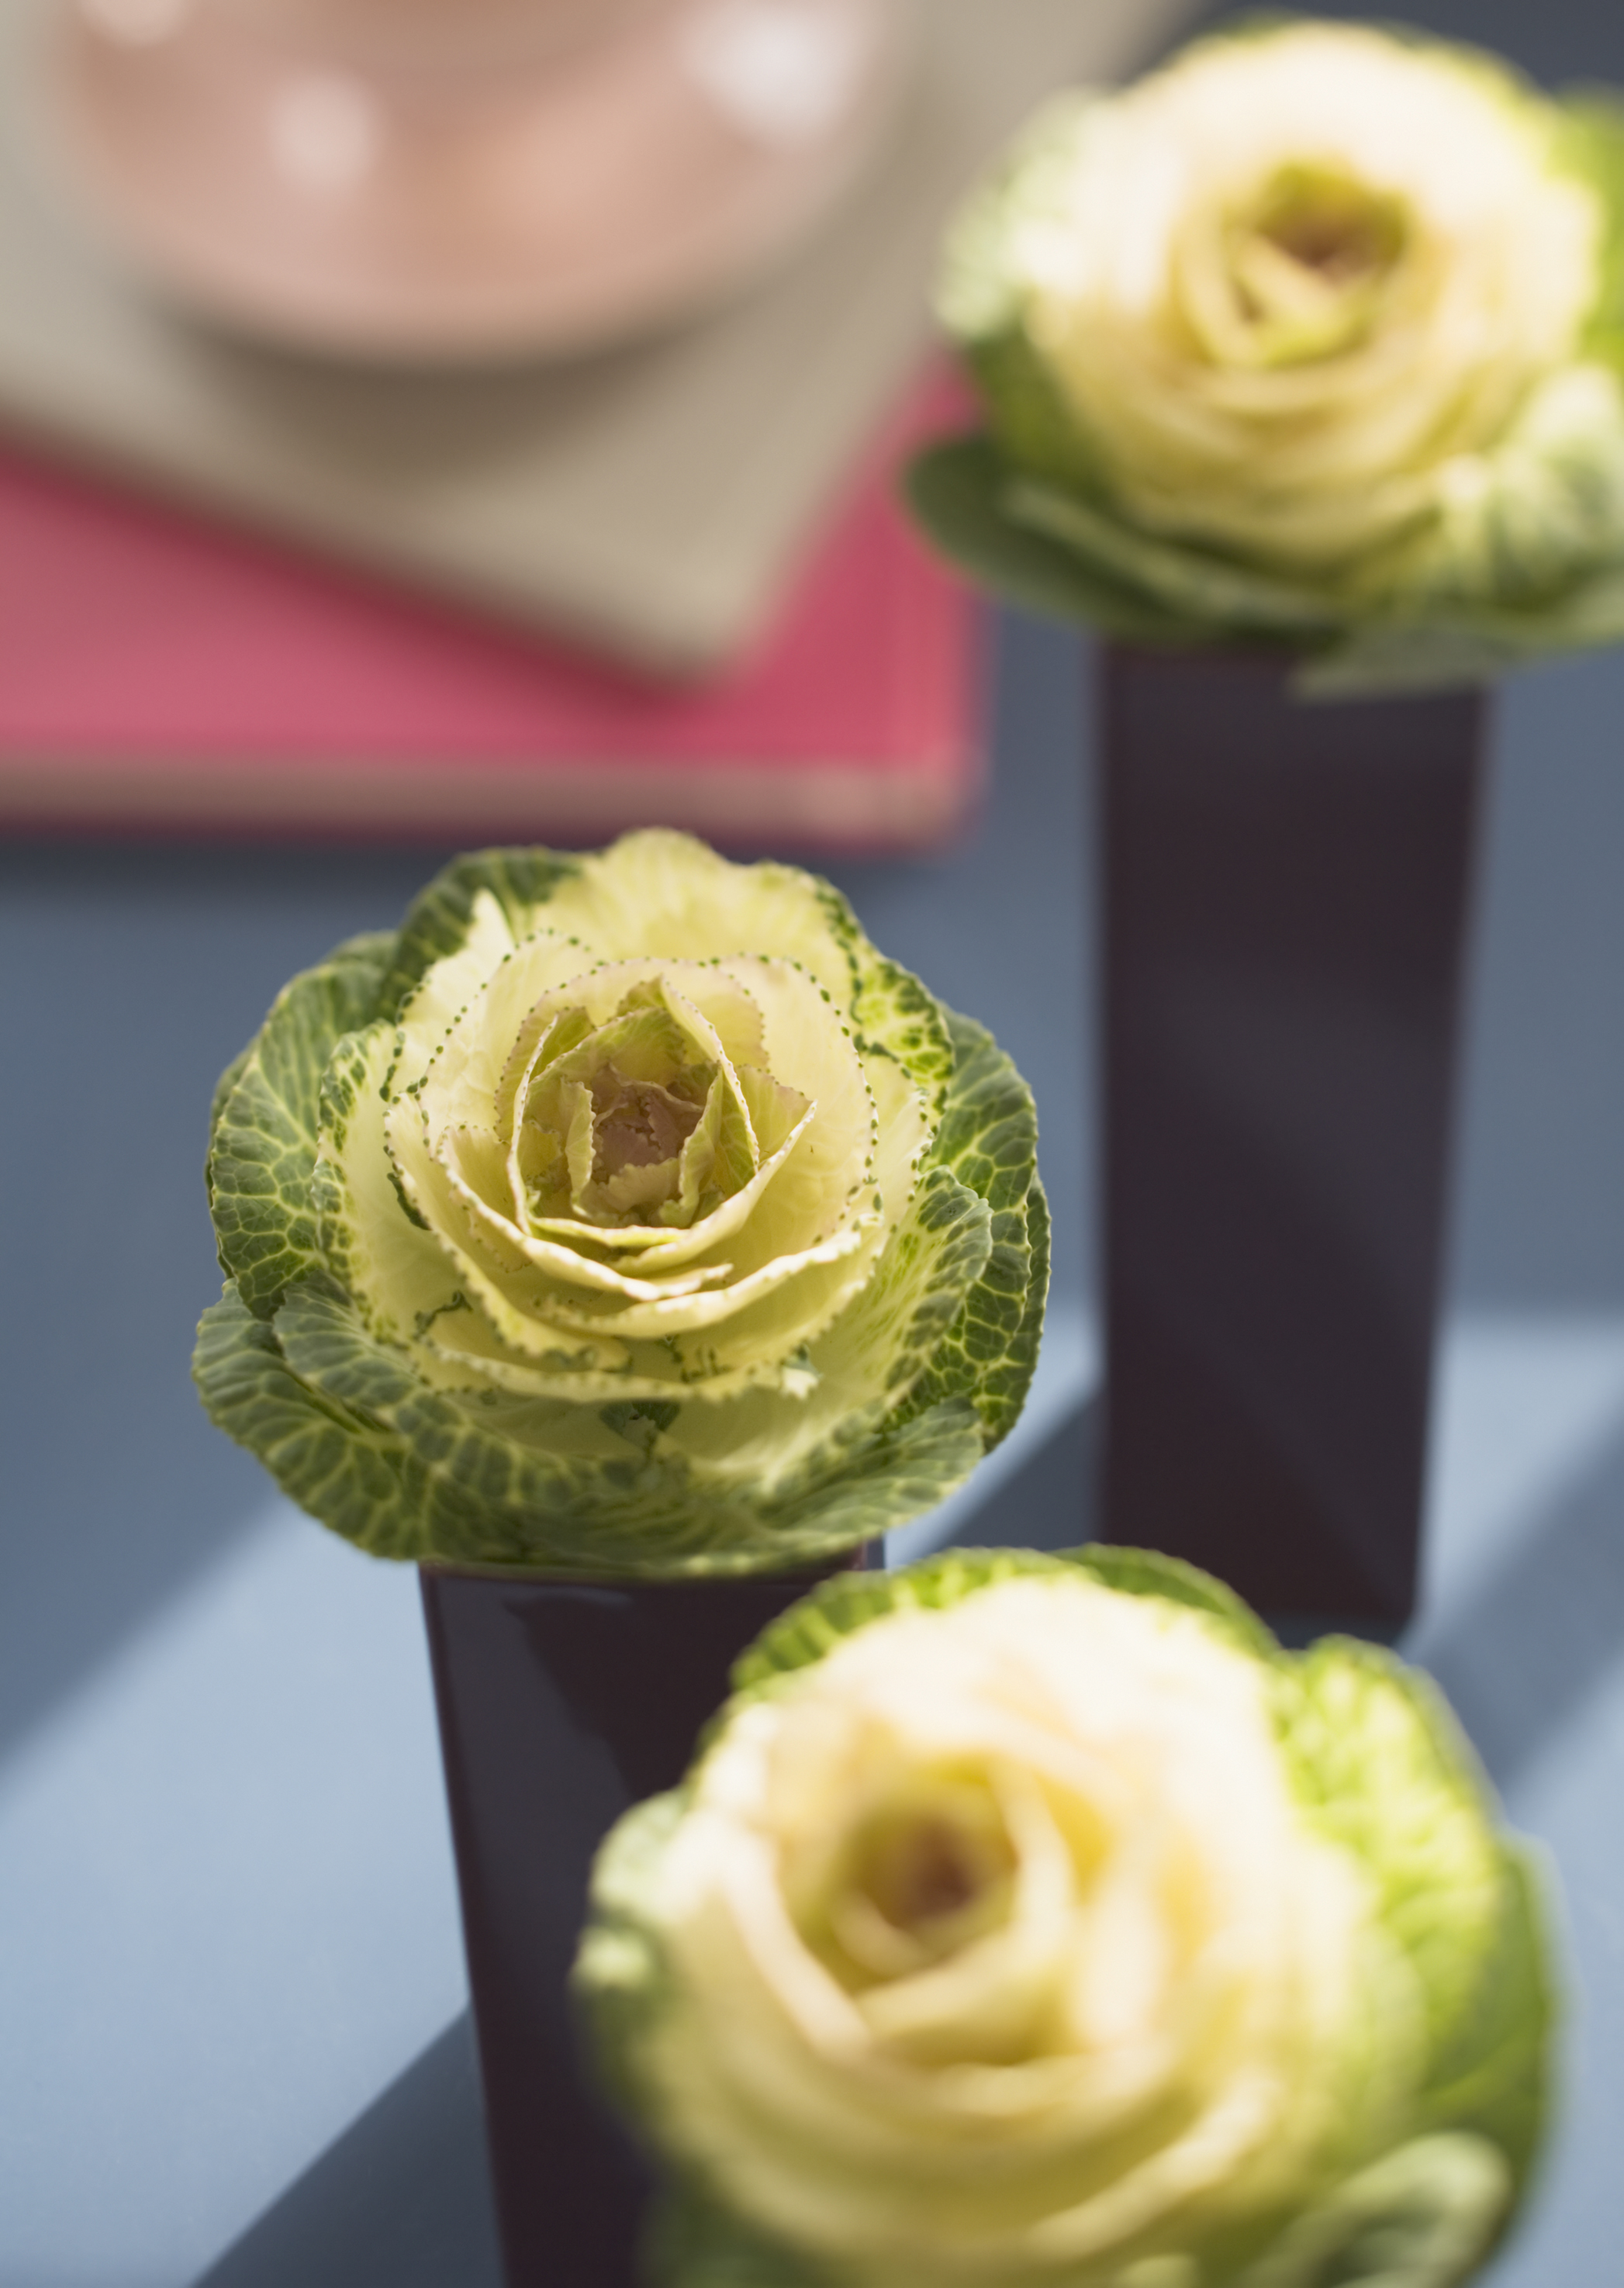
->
[[197, 2015, 503, 2288], [1414, 1418, 1624, 1792]]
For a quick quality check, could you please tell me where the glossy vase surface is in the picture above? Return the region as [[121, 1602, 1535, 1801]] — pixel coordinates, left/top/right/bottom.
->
[[420, 1563, 841, 2288], [1097, 644, 1485, 1626]]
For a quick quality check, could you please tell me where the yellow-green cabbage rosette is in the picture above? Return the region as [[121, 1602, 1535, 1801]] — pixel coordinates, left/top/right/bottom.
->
[[579, 1549, 1556, 2288], [194, 833, 1047, 1573], [910, 18, 1624, 690]]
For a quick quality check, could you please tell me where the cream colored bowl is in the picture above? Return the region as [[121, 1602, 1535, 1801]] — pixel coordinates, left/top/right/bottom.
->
[[50, 0, 917, 361]]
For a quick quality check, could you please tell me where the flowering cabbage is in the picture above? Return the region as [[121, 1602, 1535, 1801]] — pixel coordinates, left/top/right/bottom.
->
[[910, 19, 1624, 690], [579, 1547, 1555, 2288], [194, 832, 1047, 1572]]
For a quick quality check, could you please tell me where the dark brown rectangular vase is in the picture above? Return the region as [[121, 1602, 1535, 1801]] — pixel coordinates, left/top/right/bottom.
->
[[1097, 644, 1486, 1626], [420, 1564, 843, 2288]]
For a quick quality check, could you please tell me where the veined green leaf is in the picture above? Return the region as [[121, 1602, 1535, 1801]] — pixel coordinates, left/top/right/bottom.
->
[[729, 1541, 1277, 1704], [732, 1547, 1079, 1695], [192, 1282, 430, 1557], [206, 932, 392, 1319], [378, 846, 583, 1018], [1073, 1543, 1284, 1660], [202, 1269, 986, 1578], [800, 883, 955, 1116], [748, 1399, 988, 1560], [206, 1042, 254, 1155], [661, 1161, 990, 1484], [267, 1277, 708, 1571], [928, 1008, 1041, 1221], [1280, 1641, 1508, 2073], [890, 1009, 1046, 1449]]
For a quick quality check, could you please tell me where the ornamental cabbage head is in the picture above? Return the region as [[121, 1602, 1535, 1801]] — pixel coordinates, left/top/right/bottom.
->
[[910, 17, 1624, 690], [194, 832, 1047, 1573], [579, 1547, 1556, 2288]]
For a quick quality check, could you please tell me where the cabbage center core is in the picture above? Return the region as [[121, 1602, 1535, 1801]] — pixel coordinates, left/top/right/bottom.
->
[[793, 1774, 1023, 1989], [516, 983, 744, 1235], [589, 1070, 706, 1180], [1219, 164, 1410, 367]]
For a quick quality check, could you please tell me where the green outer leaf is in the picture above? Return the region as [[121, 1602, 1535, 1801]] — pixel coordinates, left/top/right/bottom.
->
[[207, 1042, 254, 1156], [1236, 2132, 1513, 2288], [1008, 477, 1345, 637], [912, 430, 1624, 693], [1282, 1640, 1513, 2072], [887, 1010, 1046, 1449], [192, 1284, 430, 1557], [729, 1544, 1076, 1697], [1011, 1177, 1051, 1416], [758, 1403, 988, 1555], [730, 1542, 1274, 1701], [924, 1011, 1039, 1240], [963, 321, 1101, 499], [806, 879, 955, 1115], [377, 845, 583, 1017], [1073, 1543, 1282, 1660], [194, 1224, 997, 1579], [1560, 92, 1624, 372], [575, 1790, 688, 2142], [906, 437, 1207, 642], [192, 1228, 996, 1578], [1414, 1842, 1559, 2205], [278, 1168, 995, 1574], [1300, 571, 1624, 693], [271, 1278, 733, 1571], [205, 932, 393, 1319], [205, 1041, 255, 1279]]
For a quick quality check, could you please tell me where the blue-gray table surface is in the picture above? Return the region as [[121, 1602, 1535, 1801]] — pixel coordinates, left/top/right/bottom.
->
[[5, 2, 1624, 2276]]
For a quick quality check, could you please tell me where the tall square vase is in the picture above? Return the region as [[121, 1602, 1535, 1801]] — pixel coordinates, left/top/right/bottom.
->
[[1097, 645, 1486, 1626], [420, 1564, 843, 2288]]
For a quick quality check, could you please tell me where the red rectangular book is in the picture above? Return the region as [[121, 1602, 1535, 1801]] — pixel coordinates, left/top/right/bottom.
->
[[0, 375, 981, 852]]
